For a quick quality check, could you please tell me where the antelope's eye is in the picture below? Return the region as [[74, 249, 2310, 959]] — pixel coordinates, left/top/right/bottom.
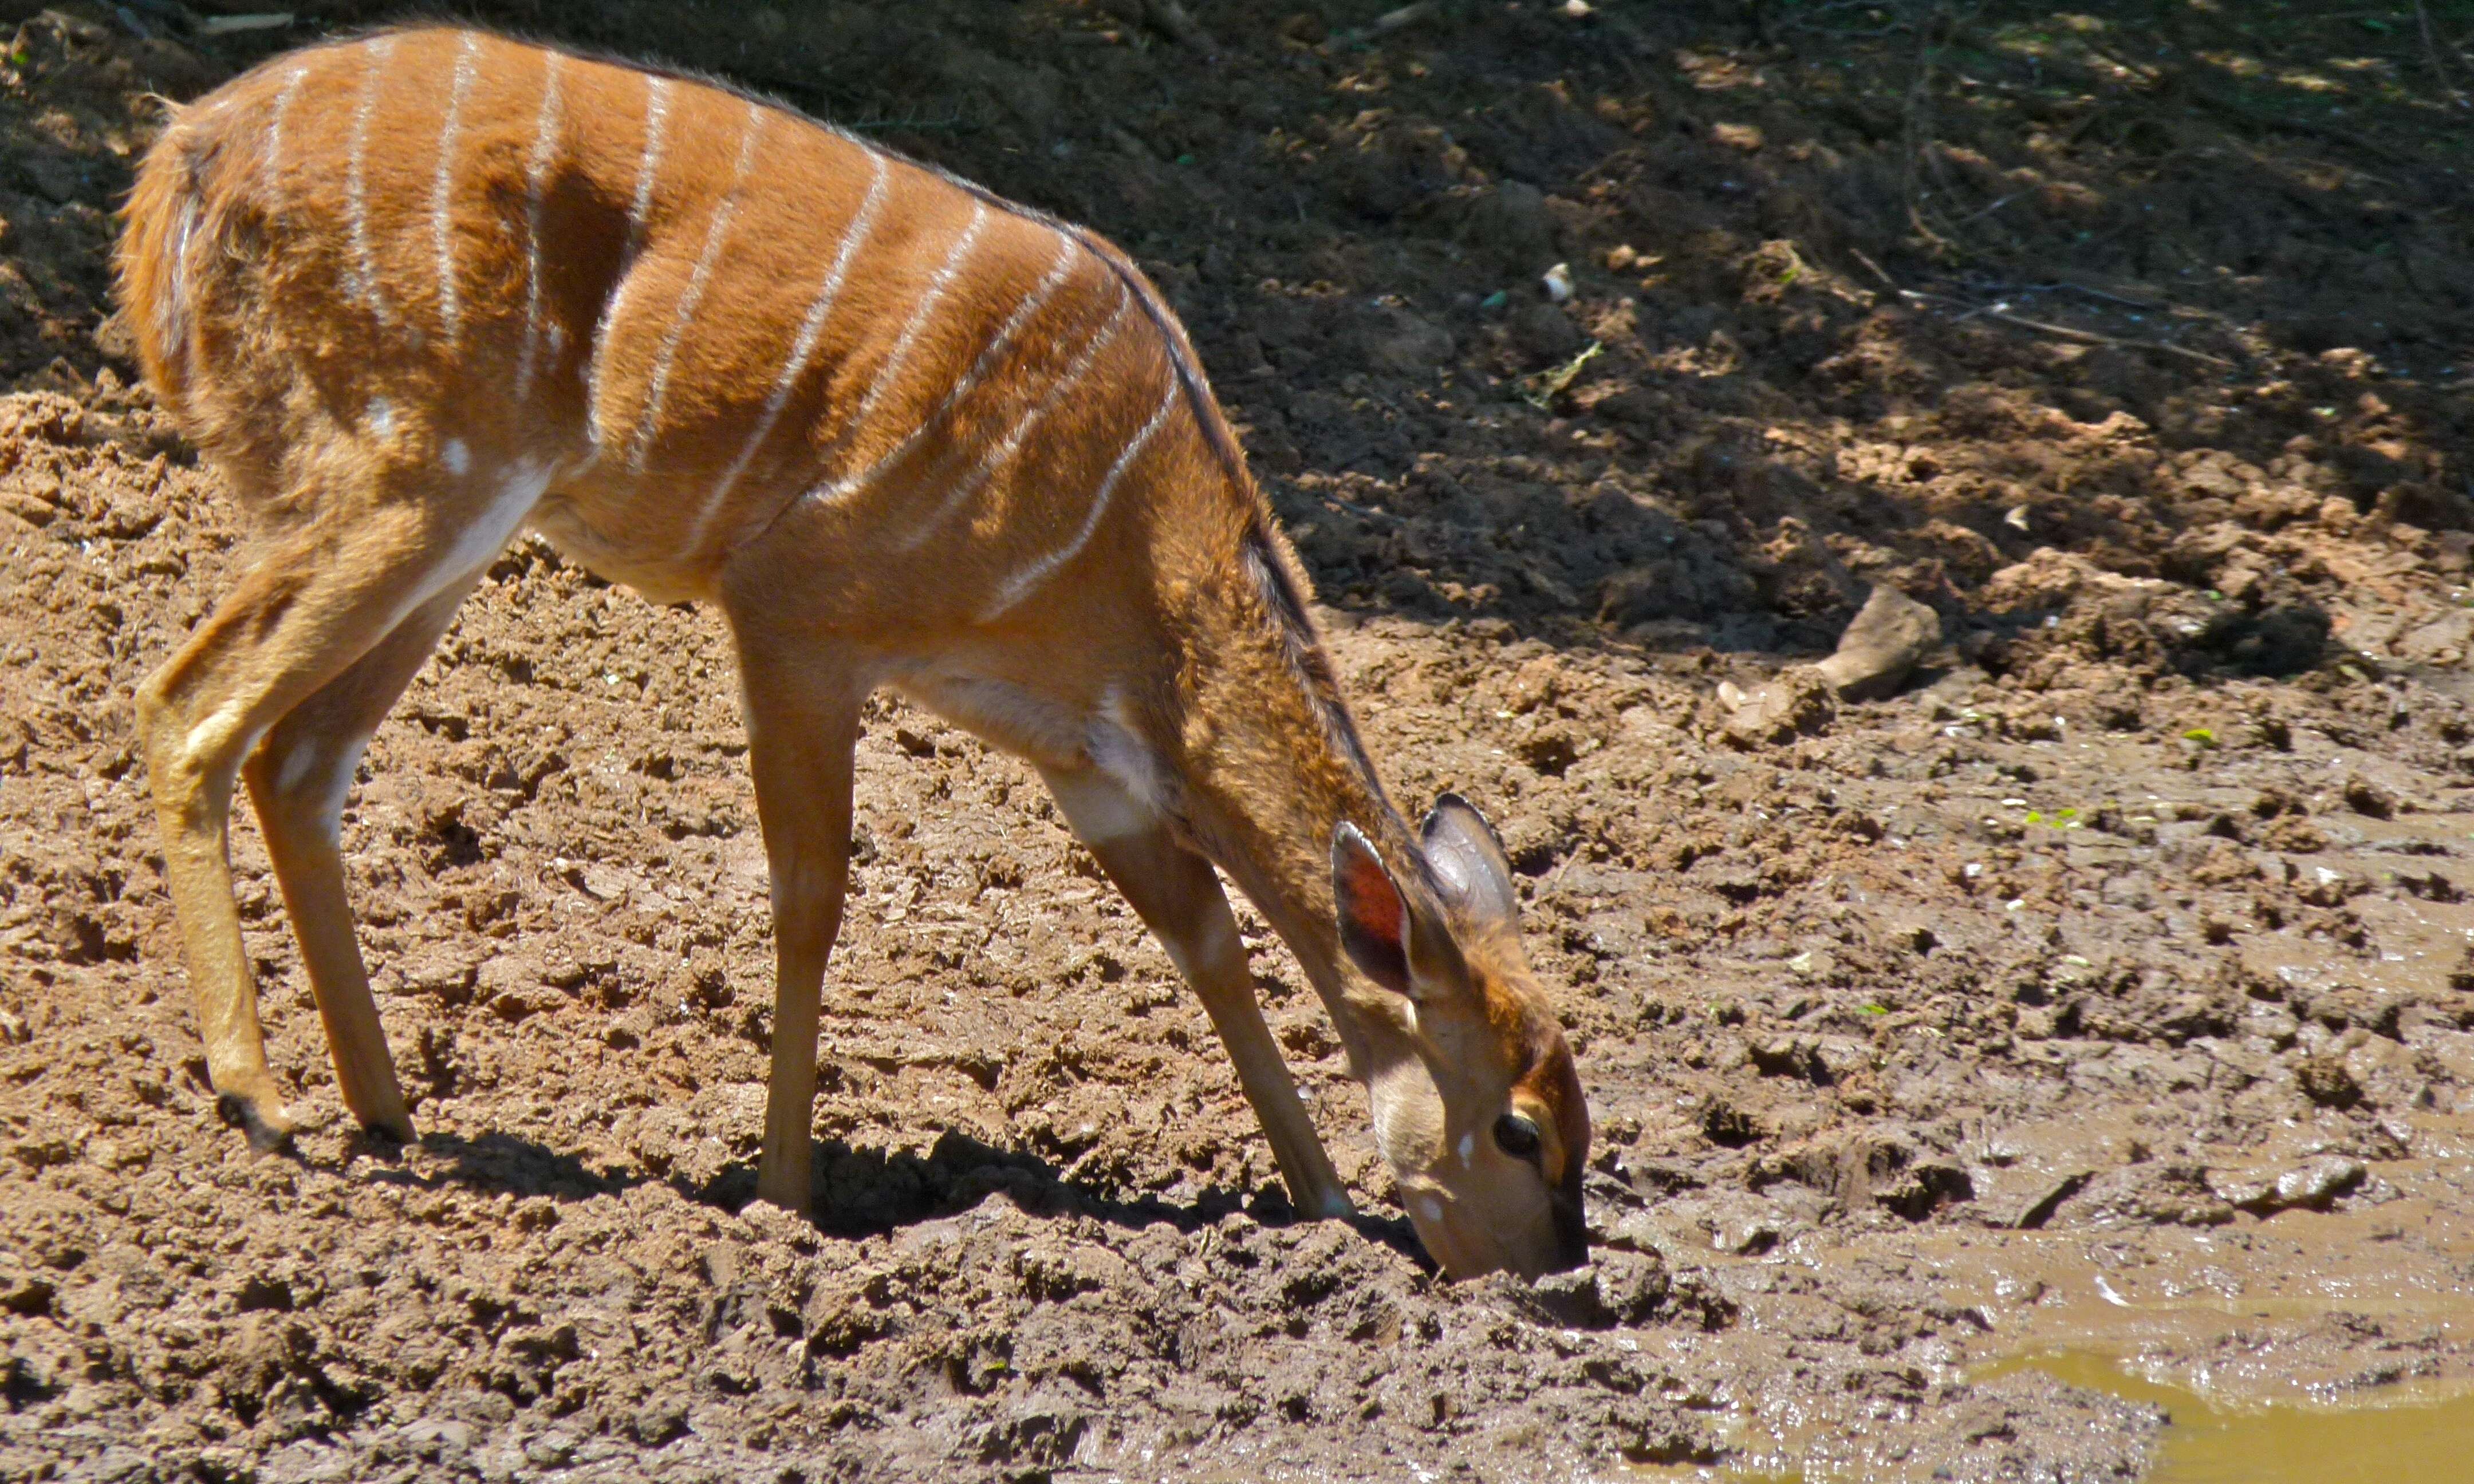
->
[[1493, 1112, 1542, 1162]]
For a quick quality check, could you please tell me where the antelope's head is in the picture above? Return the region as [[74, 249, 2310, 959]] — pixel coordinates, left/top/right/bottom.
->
[[1331, 796, 1590, 1280]]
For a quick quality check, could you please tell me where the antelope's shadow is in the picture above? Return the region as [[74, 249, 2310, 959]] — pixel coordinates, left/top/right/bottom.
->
[[337, 1124, 1424, 1258]]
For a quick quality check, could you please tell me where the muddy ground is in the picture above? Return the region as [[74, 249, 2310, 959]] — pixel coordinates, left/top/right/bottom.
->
[[6, 1, 2474, 1479]]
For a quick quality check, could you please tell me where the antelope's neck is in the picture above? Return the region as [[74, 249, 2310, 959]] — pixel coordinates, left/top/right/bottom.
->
[[1164, 521, 1421, 1022]]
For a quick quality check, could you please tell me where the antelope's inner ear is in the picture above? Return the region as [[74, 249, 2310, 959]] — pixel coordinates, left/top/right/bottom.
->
[[1420, 794, 1518, 933], [1332, 823, 1413, 998]]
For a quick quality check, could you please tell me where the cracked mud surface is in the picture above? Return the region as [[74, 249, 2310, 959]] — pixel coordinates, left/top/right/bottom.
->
[[5, 3, 2474, 1479]]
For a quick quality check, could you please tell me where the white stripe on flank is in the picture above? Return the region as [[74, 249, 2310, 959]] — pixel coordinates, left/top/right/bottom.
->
[[830, 202, 990, 455], [430, 34, 480, 343], [629, 77, 673, 238], [625, 100, 767, 473], [681, 150, 891, 550], [512, 52, 565, 400], [981, 376, 1179, 620], [344, 36, 398, 322], [826, 228, 1077, 505], [262, 62, 308, 180], [893, 285, 1129, 548], [585, 76, 674, 445]]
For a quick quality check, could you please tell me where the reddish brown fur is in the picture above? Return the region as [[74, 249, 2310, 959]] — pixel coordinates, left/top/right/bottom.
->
[[114, 26, 1588, 1278]]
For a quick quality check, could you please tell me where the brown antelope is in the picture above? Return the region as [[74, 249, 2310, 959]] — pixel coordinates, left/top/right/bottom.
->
[[115, 26, 1589, 1278]]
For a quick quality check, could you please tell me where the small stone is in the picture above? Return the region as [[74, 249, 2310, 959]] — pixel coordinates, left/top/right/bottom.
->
[[631, 1394, 690, 1444], [1714, 1211, 1782, 1255], [1814, 585, 1942, 702], [2275, 1156, 2366, 1210], [2209, 1155, 2365, 1214], [401, 1418, 473, 1460]]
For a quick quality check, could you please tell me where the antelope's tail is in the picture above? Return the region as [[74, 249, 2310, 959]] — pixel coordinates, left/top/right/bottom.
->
[[115, 90, 263, 415]]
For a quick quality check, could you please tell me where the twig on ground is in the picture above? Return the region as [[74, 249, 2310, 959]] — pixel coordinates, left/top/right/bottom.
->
[[1945, 190, 2024, 232], [1977, 309, 2234, 368], [1319, 495, 1401, 526], [2417, 0, 2469, 108], [1848, 247, 1901, 293], [1849, 255, 2233, 368], [2032, 282, 2164, 312], [1326, 2, 1441, 50]]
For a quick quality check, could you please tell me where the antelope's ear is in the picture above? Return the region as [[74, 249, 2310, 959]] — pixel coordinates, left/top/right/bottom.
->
[[1333, 823, 1413, 999], [1421, 794, 1518, 933]]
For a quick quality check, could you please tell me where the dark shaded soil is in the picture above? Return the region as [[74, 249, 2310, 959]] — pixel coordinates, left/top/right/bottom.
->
[[6, 2, 2474, 1479]]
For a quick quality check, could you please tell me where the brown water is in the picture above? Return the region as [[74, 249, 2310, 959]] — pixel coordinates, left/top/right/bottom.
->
[[1989, 1350, 2474, 1484], [1628, 1157, 2474, 1484], [1628, 1351, 2474, 1484]]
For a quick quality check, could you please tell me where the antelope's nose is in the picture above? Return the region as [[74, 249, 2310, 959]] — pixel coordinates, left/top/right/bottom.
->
[[1547, 1197, 1590, 1272]]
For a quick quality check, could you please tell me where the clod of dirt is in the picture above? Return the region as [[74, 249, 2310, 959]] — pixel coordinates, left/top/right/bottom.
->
[[2293, 1052, 2365, 1110], [2341, 774, 2399, 820], [1717, 665, 1835, 748], [1455, 179, 1555, 269], [1362, 304, 1455, 375], [1496, 1249, 1669, 1330], [1814, 584, 1942, 703], [1714, 585, 1936, 747], [2208, 1156, 2369, 1215]]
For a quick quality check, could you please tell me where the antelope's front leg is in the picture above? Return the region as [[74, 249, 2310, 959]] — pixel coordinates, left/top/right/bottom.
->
[[731, 640, 862, 1217], [1038, 765, 1355, 1220]]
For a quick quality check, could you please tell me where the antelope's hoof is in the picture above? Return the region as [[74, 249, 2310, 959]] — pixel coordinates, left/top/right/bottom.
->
[[359, 1110, 417, 1146], [754, 1171, 813, 1218], [216, 1092, 298, 1153]]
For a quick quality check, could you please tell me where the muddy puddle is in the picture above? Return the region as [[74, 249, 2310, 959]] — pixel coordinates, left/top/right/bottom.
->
[[1639, 1328, 2474, 1483], [1991, 1352, 2474, 1484], [1631, 1125, 2474, 1482], [1639, 1371, 2474, 1484]]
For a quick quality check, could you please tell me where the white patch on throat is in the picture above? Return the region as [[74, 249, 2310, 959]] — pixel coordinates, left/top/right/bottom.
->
[[1054, 772, 1153, 843], [1085, 686, 1176, 826]]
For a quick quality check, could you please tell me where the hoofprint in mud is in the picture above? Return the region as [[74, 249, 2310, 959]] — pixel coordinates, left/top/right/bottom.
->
[[5, 3, 2474, 1481]]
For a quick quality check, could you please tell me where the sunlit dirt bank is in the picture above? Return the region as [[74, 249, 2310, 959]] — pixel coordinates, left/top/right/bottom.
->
[[6, 2, 2474, 1479]]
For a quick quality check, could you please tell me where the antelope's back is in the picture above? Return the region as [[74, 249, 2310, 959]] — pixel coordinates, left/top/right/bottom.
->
[[114, 26, 1265, 623], [117, 33, 1053, 483]]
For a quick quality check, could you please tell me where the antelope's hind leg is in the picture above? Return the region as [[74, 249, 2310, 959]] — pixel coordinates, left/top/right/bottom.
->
[[238, 578, 483, 1143], [1037, 765, 1355, 1221], [138, 461, 540, 1148]]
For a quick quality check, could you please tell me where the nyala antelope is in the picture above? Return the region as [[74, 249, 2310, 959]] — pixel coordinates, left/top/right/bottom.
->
[[116, 27, 1589, 1278]]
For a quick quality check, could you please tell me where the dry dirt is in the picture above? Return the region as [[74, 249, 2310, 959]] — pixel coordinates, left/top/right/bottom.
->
[[6, 2, 2474, 1480]]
